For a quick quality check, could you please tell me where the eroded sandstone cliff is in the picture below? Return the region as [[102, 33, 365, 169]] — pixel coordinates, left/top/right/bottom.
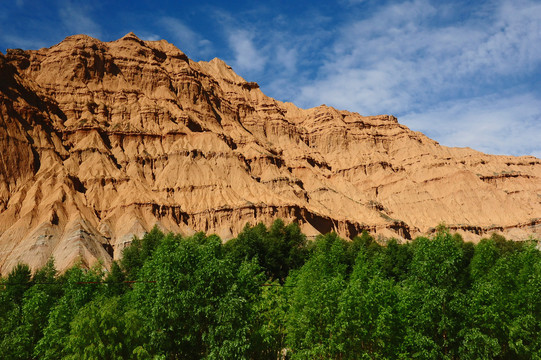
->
[[1, 33, 540, 272]]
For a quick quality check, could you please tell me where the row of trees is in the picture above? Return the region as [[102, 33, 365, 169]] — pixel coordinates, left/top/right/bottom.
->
[[1, 220, 540, 359]]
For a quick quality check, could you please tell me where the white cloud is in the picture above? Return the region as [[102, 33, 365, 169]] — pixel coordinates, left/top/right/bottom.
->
[[159, 17, 213, 58], [276, 45, 297, 73], [213, 9, 327, 100], [295, 0, 541, 110], [401, 92, 541, 157], [226, 29, 266, 73], [289, 0, 541, 156], [137, 32, 161, 42], [456, 0, 541, 76], [58, 1, 101, 38]]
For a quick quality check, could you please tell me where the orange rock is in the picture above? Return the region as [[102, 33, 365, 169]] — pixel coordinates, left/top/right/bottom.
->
[[0, 33, 540, 273]]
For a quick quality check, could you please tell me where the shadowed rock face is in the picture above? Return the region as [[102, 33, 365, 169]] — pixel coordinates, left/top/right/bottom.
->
[[1, 33, 540, 272]]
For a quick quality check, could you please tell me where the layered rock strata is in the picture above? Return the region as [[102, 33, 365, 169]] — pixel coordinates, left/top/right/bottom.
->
[[1, 33, 540, 272]]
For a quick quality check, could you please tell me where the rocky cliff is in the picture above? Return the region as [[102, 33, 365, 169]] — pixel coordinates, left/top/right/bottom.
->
[[1, 33, 540, 272]]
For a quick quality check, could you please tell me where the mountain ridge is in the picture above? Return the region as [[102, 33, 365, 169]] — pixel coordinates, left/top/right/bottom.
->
[[0, 33, 540, 272]]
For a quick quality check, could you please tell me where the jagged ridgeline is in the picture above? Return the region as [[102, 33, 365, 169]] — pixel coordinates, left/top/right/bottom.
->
[[0, 32, 540, 273], [1, 222, 540, 358]]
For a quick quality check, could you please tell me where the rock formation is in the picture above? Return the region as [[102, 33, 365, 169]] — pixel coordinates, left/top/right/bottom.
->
[[1, 33, 540, 273]]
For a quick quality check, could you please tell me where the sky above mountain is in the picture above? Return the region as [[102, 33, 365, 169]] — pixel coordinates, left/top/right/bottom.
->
[[1, 0, 540, 157]]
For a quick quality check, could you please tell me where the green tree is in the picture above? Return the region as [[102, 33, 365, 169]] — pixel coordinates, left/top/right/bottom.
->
[[121, 226, 165, 280], [285, 232, 348, 359], [399, 228, 466, 359], [4, 263, 32, 305], [225, 220, 308, 282], [336, 249, 402, 359], [63, 295, 149, 360], [459, 242, 541, 358], [104, 260, 127, 296], [458, 328, 501, 360], [263, 220, 308, 281], [17, 260, 61, 359], [34, 264, 104, 359], [470, 238, 500, 283], [132, 232, 263, 359], [381, 238, 412, 281], [251, 280, 289, 360], [0, 263, 33, 359]]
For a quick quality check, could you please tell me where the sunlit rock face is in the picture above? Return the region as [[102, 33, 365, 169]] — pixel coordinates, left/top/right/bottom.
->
[[1, 33, 540, 272]]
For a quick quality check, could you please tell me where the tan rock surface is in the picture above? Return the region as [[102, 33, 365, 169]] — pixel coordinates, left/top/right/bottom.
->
[[1, 33, 540, 273]]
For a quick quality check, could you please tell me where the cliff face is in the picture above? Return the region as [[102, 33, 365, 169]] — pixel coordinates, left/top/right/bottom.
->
[[1, 33, 540, 272]]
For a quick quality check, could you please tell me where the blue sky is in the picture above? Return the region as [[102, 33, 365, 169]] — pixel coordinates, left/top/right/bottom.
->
[[1, 0, 540, 157]]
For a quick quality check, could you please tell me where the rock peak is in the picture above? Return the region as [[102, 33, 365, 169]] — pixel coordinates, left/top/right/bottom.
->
[[62, 34, 100, 44], [209, 57, 231, 68], [118, 32, 144, 45], [122, 31, 139, 39]]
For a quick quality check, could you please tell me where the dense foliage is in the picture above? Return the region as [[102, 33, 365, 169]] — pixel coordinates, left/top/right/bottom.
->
[[1, 221, 540, 359]]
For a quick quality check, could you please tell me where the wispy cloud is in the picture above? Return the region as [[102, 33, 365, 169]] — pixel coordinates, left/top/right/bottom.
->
[[159, 17, 213, 58], [0, 33, 49, 50], [291, 0, 541, 155], [297, 0, 541, 112], [226, 29, 266, 73], [401, 92, 541, 157], [137, 32, 161, 42], [276, 45, 298, 74], [58, 1, 102, 38], [213, 7, 330, 98]]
